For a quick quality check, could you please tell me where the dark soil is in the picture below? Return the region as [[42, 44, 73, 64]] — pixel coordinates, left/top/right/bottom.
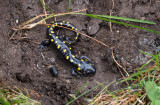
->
[[0, 0, 160, 104]]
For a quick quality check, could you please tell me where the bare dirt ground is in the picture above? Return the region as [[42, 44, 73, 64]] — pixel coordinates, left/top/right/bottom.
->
[[0, 0, 160, 104]]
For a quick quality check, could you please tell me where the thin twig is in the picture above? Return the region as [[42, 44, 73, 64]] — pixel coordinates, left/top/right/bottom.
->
[[109, 11, 113, 32], [111, 50, 129, 77]]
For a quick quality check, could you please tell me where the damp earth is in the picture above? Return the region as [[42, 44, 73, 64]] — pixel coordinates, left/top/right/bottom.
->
[[0, 0, 160, 104]]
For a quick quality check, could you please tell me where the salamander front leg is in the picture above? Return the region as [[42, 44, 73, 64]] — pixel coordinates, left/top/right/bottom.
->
[[40, 40, 51, 60], [72, 68, 80, 77], [40, 40, 51, 51]]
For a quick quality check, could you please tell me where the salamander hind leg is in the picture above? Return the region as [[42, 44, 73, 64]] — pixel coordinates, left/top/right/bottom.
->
[[80, 56, 95, 66]]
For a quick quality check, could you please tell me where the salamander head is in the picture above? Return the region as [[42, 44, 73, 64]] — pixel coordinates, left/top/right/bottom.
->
[[77, 61, 96, 76]]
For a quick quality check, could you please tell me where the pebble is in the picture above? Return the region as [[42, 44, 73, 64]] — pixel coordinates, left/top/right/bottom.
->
[[50, 66, 58, 77], [87, 18, 102, 35]]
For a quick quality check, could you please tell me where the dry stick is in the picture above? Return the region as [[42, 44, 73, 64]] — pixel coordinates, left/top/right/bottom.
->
[[111, 50, 130, 77], [109, 11, 113, 32], [109, 0, 115, 32], [33, 67, 43, 75], [9, 30, 18, 40]]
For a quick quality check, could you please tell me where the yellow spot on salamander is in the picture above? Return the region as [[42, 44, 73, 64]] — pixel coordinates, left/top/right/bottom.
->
[[51, 39, 54, 42], [52, 22, 54, 23], [63, 41, 66, 43], [68, 24, 70, 27], [51, 31, 54, 34], [90, 64, 92, 65], [66, 56, 69, 60], [67, 22, 69, 24], [70, 59, 73, 62], [49, 34, 51, 36], [78, 67, 81, 70], [75, 28, 78, 31], [63, 21, 65, 23], [60, 22, 63, 25], [85, 59, 88, 61], [75, 37, 78, 39], [56, 36, 58, 38], [78, 64, 81, 66], [55, 41, 57, 44], [52, 25, 55, 28], [77, 33, 79, 35], [48, 26, 50, 28], [69, 43, 71, 45], [81, 59, 83, 61], [63, 49, 66, 53], [57, 45, 60, 49], [55, 23, 58, 26], [69, 47, 71, 50], [72, 27, 74, 30], [72, 55, 75, 58], [50, 27, 53, 30]]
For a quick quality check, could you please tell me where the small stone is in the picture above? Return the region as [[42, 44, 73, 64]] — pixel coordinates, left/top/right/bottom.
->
[[50, 57, 55, 64], [50, 66, 58, 77], [66, 80, 71, 84], [52, 78, 57, 83], [87, 19, 102, 35]]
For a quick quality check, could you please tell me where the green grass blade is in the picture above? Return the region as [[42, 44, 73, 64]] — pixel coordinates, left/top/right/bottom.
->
[[68, 0, 71, 12], [99, 80, 117, 99], [139, 50, 154, 57], [67, 81, 88, 104], [96, 15, 156, 24], [43, 13, 160, 34], [84, 14, 160, 34], [66, 82, 104, 105], [40, 0, 54, 13]]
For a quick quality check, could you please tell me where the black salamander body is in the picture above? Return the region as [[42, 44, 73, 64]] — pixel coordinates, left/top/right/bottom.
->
[[40, 21, 96, 76]]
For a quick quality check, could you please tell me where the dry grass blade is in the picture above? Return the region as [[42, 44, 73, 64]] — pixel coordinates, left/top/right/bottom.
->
[[10, 9, 87, 40], [42, 0, 47, 18], [19, 14, 47, 27], [13, 9, 87, 31], [131, 60, 159, 85], [122, 94, 137, 105]]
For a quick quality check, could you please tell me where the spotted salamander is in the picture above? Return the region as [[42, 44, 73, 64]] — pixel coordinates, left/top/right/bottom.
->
[[40, 21, 96, 76]]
